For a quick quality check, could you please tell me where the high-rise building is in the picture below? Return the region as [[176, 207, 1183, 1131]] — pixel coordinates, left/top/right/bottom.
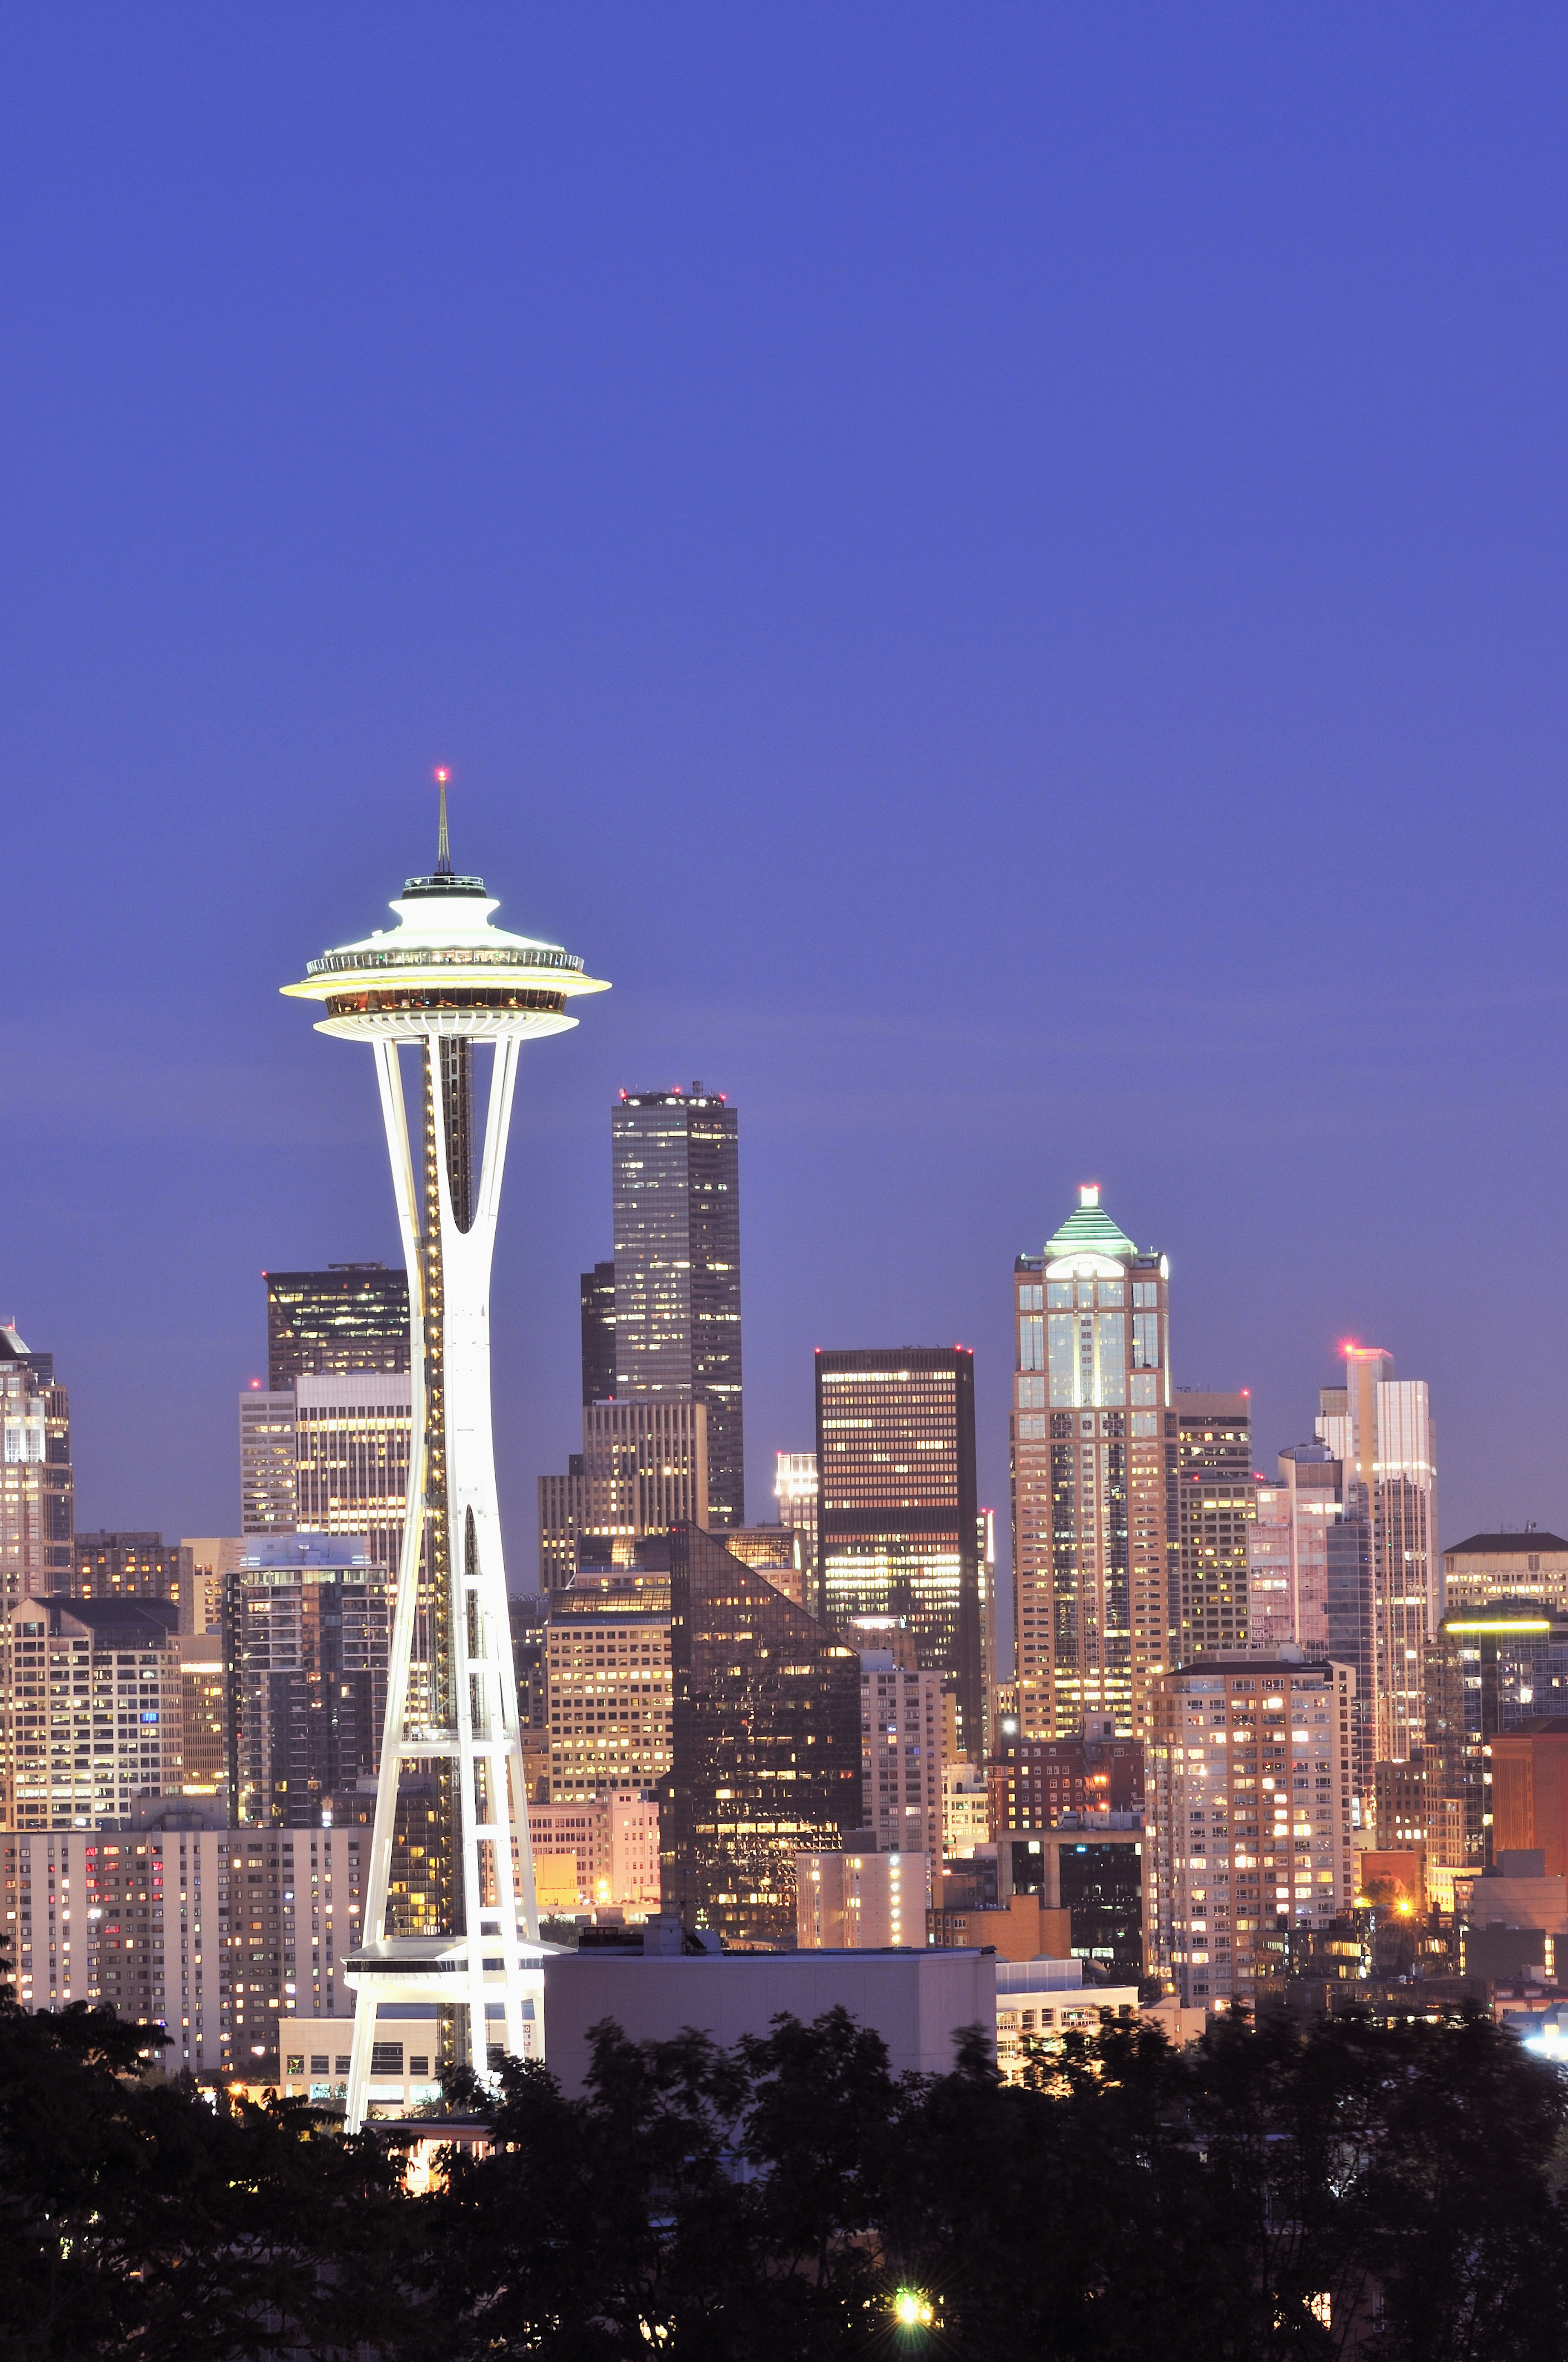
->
[[774, 1451, 819, 1594], [579, 1260, 617, 1405], [1247, 1443, 1374, 1807], [1317, 1349, 1438, 1766], [611, 1087, 743, 1524], [856, 1652, 943, 1864], [658, 1524, 862, 1945], [0, 1824, 367, 2074], [292, 1372, 413, 1576], [180, 1633, 229, 1809], [226, 1536, 389, 1828], [1003, 1826, 1148, 1985], [1423, 1600, 1568, 1874], [815, 1347, 982, 1759], [1172, 1393, 1254, 1662], [536, 1400, 708, 1598], [265, 1264, 410, 1388], [544, 1569, 674, 1803], [72, 1532, 195, 1628], [239, 1389, 297, 1537], [182, 1538, 245, 1636], [0, 1327, 73, 1609], [1148, 1652, 1356, 2006], [241, 1376, 414, 1580], [1443, 1531, 1568, 1614], [282, 785, 608, 2126], [1011, 1187, 1171, 1743], [2, 1594, 181, 1828]]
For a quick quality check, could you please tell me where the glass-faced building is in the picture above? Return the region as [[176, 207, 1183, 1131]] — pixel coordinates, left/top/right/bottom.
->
[[1425, 1598, 1568, 1869], [264, 1264, 410, 1388], [1011, 1187, 1170, 1741], [225, 1536, 388, 1828], [1316, 1349, 1437, 1768], [815, 1347, 983, 1758], [611, 1089, 744, 1525], [657, 1524, 861, 1946]]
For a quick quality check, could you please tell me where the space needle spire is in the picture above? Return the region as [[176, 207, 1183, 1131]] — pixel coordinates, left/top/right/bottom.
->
[[282, 777, 609, 2130]]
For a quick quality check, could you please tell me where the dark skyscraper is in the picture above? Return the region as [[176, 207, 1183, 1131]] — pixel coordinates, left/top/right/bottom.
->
[[815, 1346, 983, 1758], [579, 1259, 617, 1405], [264, 1264, 410, 1389], [72, 1532, 195, 1631], [656, 1523, 860, 1945], [611, 1087, 743, 1523]]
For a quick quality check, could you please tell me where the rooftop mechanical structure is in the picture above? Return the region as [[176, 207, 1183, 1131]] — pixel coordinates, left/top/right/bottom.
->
[[282, 784, 608, 2128]]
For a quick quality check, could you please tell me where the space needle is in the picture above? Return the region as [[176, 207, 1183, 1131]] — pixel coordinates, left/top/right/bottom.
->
[[282, 776, 608, 2129]]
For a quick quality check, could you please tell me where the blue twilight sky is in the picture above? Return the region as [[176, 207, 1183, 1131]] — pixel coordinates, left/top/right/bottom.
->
[[3, 8, 1568, 1617]]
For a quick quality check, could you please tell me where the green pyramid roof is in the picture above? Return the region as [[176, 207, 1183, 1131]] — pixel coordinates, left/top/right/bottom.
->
[[1044, 1187, 1137, 1261]]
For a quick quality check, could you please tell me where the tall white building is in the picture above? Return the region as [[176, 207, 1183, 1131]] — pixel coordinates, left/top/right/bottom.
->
[[1149, 1652, 1356, 2008], [281, 784, 608, 2126], [858, 1651, 943, 1864], [1317, 1349, 1437, 1766]]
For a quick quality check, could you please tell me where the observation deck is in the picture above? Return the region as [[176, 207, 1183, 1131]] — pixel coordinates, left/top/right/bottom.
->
[[282, 868, 610, 1041]]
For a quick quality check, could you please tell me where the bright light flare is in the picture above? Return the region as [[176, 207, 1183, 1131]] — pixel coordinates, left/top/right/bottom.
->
[[893, 2290, 934, 2330]]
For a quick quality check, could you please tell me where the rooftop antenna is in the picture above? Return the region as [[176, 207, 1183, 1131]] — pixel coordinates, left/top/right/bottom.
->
[[434, 767, 452, 875]]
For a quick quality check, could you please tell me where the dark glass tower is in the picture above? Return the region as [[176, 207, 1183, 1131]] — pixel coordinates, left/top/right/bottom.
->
[[611, 1087, 743, 1523], [815, 1346, 983, 1759], [579, 1259, 617, 1405], [265, 1265, 411, 1387], [656, 1524, 860, 1943]]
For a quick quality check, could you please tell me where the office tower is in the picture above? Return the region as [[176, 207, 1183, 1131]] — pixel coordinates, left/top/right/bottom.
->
[[658, 1524, 862, 1945], [72, 1531, 195, 1627], [292, 1373, 414, 1576], [536, 1400, 708, 1598], [722, 1525, 808, 1608], [1443, 1530, 1568, 1614], [815, 1347, 982, 1758], [1003, 1827, 1147, 1984], [545, 1567, 674, 1803], [265, 1264, 410, 1387], [611, 1086, 743, 1524], [1316, 1348, 1437, 1767], [977, 1506, 997, 1738], [182, 1538, 245, 1635], [1247, 1443, 1375, 1808], [180, 1634, 228, 1809], [1149, 1654, 1356, 2007], [857, 1653, 943, 1864], [0, 1327, 73, 1608], [579, 1260, 616, 1404], [2, 1595, 180, 1829], [240, 1389, 297, 1536], [1488, 1720, 1568, 1878], [774, 1451, 819, 1590], [227, 1537, 389, 1828], [282, 787, 608, 2126], [1011, 1187, 1170, 1744], [1424, 1600, 1568, 1874], [1172, 1393, 1254, 1661], [795, 1848, 929, 1948], [0, 1825, 367, 2072], [988, 1719, 1145, 1834]]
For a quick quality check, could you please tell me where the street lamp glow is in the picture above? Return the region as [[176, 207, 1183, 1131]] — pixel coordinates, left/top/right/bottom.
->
[[283, 799, 608, 2131], [893, 2290, 934, 2329]]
